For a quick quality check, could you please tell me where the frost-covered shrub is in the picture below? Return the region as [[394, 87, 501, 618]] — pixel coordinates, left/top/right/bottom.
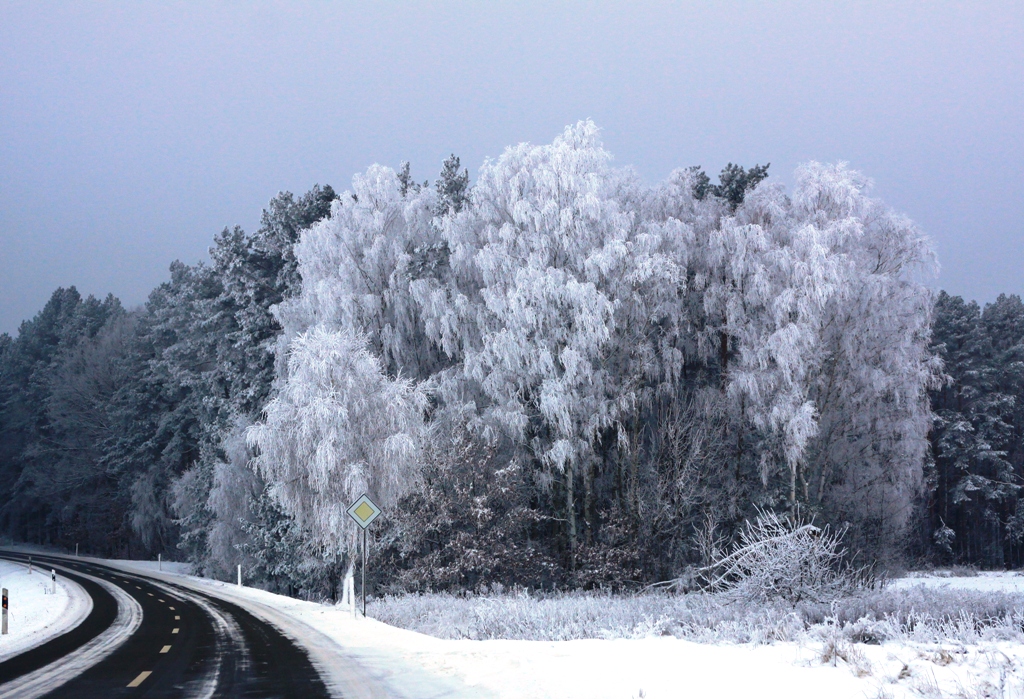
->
[[373, 429, 562, 593], [701, 510, 860, 604], [372, 589, 813, 642], [832, 585, 1024, 644], [841, 617, 890, 645], [372, 590, 686, 641]]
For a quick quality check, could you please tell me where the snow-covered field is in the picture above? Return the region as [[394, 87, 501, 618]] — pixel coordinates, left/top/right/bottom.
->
[[893, 569, 1024, 593], [0, 559, 91, 662], [98, 560, 1024, 699]]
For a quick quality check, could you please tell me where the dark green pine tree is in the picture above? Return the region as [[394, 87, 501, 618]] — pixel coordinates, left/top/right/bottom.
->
[[0, 287, 124, 550], [687, 162, 770, 209], [929, 292, 1024, 566], [434, 154, 470, 216]]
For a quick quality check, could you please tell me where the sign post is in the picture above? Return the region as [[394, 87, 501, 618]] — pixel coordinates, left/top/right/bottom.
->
[[346, 494, 382, 618], [51, 570, 56, 595], [2, 588, 8, 634]]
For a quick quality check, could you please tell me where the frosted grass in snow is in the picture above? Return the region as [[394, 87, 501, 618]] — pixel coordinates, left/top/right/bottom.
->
[[372, 585, 1024, 646]]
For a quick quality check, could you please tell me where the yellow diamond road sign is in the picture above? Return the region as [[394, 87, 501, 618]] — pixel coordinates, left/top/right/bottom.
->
[[347, 494, 382, 529]]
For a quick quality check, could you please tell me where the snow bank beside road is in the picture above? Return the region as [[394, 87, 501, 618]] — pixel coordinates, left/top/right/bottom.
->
[[97, 559, 928, 699], [0, 559, 91, 662], [101, 558, 191, 576]]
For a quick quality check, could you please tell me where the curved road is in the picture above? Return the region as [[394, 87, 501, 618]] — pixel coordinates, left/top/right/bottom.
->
[[0, 551, 333, 698]]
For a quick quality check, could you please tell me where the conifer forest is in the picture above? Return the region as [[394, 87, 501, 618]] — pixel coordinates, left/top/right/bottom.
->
[[2, 122, 1022, 599]]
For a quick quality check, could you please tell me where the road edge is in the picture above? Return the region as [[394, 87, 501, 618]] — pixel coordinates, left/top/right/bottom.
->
[[87, 559, 391, 699]]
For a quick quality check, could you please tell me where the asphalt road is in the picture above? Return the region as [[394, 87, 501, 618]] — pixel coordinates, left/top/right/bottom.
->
[[0, 551, 333, 698]]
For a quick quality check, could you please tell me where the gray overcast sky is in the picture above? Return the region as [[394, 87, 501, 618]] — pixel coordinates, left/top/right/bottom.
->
[[2, 2, 1022, 335]]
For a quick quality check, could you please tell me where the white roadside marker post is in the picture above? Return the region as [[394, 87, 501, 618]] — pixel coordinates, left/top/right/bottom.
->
[[237, 564, 242, 587], [28, 556, 32, 575], [51, 569, 56, 595], [75, 543, 78, 557], [158, 553, 161, 572], [2, 588, 8, 634]]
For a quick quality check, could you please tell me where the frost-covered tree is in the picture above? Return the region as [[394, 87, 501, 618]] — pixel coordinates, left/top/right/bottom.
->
[[689, 162, 770, 209], [789, 164, 939, 555], [151, 185, 336, 567], [204, 419, 262, 579], [659, 161, 940, 556], [425, 121, 645, 548], [435, 154, 470, 216], [275, 165, 445, 380], [213, 185, 338, 416], [0, 288, 128, 552], [0, 122, 954, 583], [929, 292, 1024, 566], [247, 327, 426, 561]]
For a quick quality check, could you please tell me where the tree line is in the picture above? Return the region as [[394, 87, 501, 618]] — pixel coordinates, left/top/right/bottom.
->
[[1, 122, 1021, 598]]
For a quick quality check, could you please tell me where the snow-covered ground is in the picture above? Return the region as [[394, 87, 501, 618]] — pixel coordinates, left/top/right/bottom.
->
[[0, 559, 91, 662], [5, 553, 1023, 699], [94, 560, 1024, 699], [101, 558, 192, 576], [893, 569, 1024, 593]]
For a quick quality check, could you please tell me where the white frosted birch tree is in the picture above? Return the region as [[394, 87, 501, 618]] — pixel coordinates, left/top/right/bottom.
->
[[684, 161, 938, 545], [247, 327, 426, 596], [791, 162, 940, 549], [425, 121, 645, 546], [274, 164, 444, 380], [206, 419, 262, 581]]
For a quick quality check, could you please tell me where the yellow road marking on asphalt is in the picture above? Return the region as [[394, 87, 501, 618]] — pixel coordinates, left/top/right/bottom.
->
[[172, 628, 179, 634], [160, 645, 171, 653], [168, 606, 175, 610], [127, 671, 152, 687], [135, 586, 142, 590], [147, 593, 154, 597], [158, 599, 165, 603], [174, 615, 180, 620]]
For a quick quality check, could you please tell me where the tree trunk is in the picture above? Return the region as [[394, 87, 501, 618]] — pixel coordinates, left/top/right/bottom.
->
[[719, 331, 729, 387], [567, 462, 577, 552], [735, 397, 744, 484], [583, 458, 594, 544], [789, 462, 798, 515], [629, 434, 639, 517]]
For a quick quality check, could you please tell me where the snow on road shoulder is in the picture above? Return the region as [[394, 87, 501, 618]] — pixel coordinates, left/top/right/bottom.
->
[[100, 561, 480, 699], [99, 558, 192, 576], [0, 559, 91, 662]]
